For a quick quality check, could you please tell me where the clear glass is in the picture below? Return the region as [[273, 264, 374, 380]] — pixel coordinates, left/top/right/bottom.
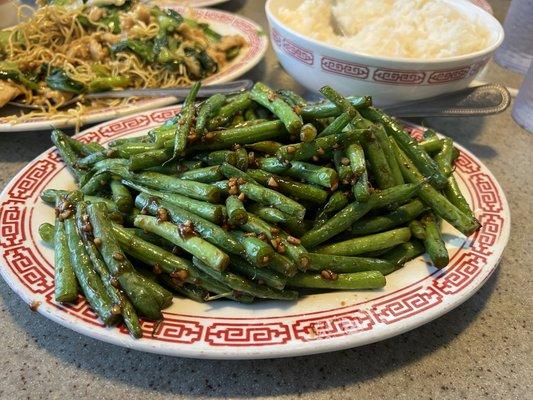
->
[[512, 63, 533, 132], [494, 0, 533, 75]]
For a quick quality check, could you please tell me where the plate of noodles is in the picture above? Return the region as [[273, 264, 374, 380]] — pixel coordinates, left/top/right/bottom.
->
[[0, 1, 268, 132]]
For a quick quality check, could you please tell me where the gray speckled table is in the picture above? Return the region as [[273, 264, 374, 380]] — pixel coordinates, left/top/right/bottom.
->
[[0, 1, 532, 399]]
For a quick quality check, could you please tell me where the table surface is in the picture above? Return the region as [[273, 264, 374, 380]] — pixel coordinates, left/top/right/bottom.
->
[[0, 1, 531, 399]]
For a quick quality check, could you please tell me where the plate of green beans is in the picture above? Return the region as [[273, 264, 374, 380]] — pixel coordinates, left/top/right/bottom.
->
[[0, 82, 510, 358]]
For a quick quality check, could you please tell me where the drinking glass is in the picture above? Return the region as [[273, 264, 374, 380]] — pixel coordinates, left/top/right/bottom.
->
[[512, 63, 533, 133], [494, 0, 533, 75]]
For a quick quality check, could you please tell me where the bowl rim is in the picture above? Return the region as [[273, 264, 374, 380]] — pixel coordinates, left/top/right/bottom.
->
[[265, 0, 505, 65]]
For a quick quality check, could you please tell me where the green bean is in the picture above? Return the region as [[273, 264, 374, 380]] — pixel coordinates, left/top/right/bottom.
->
[[391, 141, 480, 235], [81, 171, 110, 195], [361, 107, 447, 188], [434, 139, 476, 221], [247, 169, 328, 205], [51, 130, 86, 182], [196, 93, 226, 135], [372, 123, 404, 185], [244, 107, 257, 121], [76, 203, 142, 338], [276, 129, 366, 162], [382, 240, 425, 269], [257, 157, 290, 174], [207, 92, 252, 130], [134, 215, 229, 271], [128, 148, 173, 171], [316, 227, 412, 256], [53, 217, 78, 302], [211, 180, 230, 194], [192, 257, 298, 301], [333, 150, 354, 184], [125, 228, 174, 250], [110, 178, 133, 213], [409, 220, 427, 240], [161, 277, 208, 302], [419, 130, 443, 155], [135, 193, 243, 255], [239, 181, 306, 220], [93, 158, 129, 172], [231, 231, 274, 267], [149, 124, 179, 147], [192, 120, 287, 151], [300, 96, 371, 119], [179, 166, 223, 183], [229, 113, 245, 127], [63, 136, 104, 156], [108, 136, 149, 148], [87, 203, 163, 320], [197, 150, 237, 166], [242, 214, 308, 269], [361, 131, 396, 189], [112, 225, 195, 276], [245, 141, 282, 155], [123, 180, 224, 224], [444, 176, 475, 219], [306, 253, 395, 274], [283, 161, 338, 189], [38, 222, 54, 245], [300, 123, 317, 142], [421, 213, 449, 268], [64, 216, 117, 325], [350, 199, 427, 235], [346, 142, 366, 179], [250, 82, 303, 134], [346, 143, 370, 201], [173, 81, 200, 157], [229, 119, 268, 129], [248, 204, 310, 236], [181, 160, 204, 170], [314, 191, 349, 228], [40, 189, 121, 213], [226, 195, 248, 226], [301, 183, 419, 248], [434, 137, 454, 177], [276, 89, 307, 107], [315, 89, 356, 137], [235, 147, 249, 171], [288, 270, 385, 290], [136, 275, 173, 309], [320, 86, 357, 116], [112, 224, 253, 301], [229, 256, 286, 290], [76, 151, 112, 168], [124, 171, 222, 203], [114, 142, 159, 158], [220, 162, 258, 184], [269, 253, 298, 277], [353, 172, 370, 202]]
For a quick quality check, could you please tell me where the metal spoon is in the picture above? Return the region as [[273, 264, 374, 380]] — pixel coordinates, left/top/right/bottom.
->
[[330, 0, 348, 36], [382, 83, 511, 117], [8, 79, 253, 111]]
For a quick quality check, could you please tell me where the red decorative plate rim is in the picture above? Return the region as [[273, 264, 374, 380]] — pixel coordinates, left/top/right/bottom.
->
[[0, 6, 268, 132], [0, 106, 510, 359]]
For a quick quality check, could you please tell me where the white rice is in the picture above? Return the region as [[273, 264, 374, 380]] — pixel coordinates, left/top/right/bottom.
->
[[277, 0, 492, 59]]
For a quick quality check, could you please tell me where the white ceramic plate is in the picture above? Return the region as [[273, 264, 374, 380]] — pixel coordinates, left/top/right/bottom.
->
[[0, 6, 267, 132], [0, 107, 510, 359]]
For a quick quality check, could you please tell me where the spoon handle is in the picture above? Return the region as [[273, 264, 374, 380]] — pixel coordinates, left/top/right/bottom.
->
[[382, 84, 511, 117]]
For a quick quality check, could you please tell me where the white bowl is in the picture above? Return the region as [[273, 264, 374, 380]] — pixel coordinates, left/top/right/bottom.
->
[[265, 0, 504, 105]]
